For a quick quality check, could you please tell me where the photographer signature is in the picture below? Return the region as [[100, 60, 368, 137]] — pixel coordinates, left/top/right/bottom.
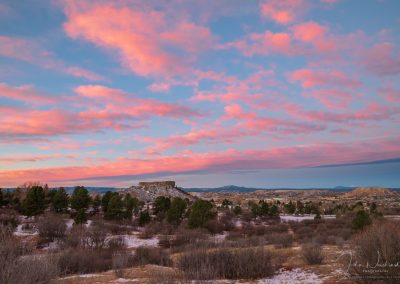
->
[[336, 250, 400, 274]]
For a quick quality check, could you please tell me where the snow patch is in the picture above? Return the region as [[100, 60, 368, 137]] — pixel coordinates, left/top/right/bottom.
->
[[108, 234, 158, 248], [259, 268, 323, 284]]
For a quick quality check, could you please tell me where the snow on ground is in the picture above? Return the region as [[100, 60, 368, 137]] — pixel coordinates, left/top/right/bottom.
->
[[112, 278, 139, 283], [259, 268, 324, 284], [65, 219, 92, 230], [14, 224, 38, 236], [108, 234, 159, 248], [211, 232, 228, 243], [59, 273, 103, 280], [280, 214, 336, 222]]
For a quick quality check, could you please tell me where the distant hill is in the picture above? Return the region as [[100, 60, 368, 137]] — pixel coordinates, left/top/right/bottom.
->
[[344, 187, 399, 198], [185, 185, 264, 193]]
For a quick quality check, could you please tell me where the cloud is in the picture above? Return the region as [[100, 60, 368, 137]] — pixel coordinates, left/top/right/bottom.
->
[[1, 136, 399, 186], [288, 68, 361, 88], [0, 82, 57, 105], [360, 43, 400, 76], [63, 1, 215, 77], [0, 35, 104, 81], [260, 0, 309, 25]]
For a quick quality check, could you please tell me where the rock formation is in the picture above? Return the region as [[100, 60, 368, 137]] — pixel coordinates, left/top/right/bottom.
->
[[120, 181, 194, 202]]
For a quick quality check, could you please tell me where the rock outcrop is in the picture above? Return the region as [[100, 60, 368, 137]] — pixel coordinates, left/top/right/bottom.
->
[[119, 181, 194, 202]]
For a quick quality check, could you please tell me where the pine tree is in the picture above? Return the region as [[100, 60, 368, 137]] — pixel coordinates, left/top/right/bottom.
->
[[167, 197, 187, 225], [74, 208, 87, 224], [70, 186, 91, 211], [105, 194, 124, 220], [188, 200, 215, 228], [22, 186, 46, 216], [52, 187, 69, 213]]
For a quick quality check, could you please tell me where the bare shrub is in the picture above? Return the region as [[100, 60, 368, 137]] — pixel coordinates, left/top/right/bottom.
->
[[107, 236, 126, 251], [178, 246, 274, 280], [58, 248, 112, 275], [133, 247, 172, 267], [10, 255, 59, 284], [160, 228, 208, 250], [1, 225, 56, 284], [267, 232, 293, 248], [37, 214, 66, 245], [301, 243, 324, 264], [350, 220, 400, 283], [0, 226, 32, 283], [112, 252, 132, 278], [62, 225, 86, 249], [206, 219, 224, 234], [84, 226, 107, 249], [219, 212, 235, 231]]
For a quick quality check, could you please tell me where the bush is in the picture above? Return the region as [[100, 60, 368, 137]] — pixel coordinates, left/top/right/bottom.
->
[[37, 214, 66, 245], [301, 243, 324, 264], [1, 225, 57, 284], [10, 255, 59, 284], [58, 249, 111, 275], [350, 220, 400, 282], [188, 200, 215, 228], [352, 210, 371, 231], [133, 247, 172, 267], [178, 246, 274, 280], [267, 233, 293, 248]]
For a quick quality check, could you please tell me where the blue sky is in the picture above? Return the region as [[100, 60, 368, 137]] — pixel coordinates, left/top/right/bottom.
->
[[0, 0, 399, 187]]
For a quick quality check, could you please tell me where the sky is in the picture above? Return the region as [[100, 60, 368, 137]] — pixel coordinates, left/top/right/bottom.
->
[[0, 0, 400, 188]]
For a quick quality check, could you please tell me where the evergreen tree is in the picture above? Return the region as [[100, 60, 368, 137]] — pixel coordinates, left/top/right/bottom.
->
[[52, 187, 69, 213], [269, 204, 279, 217], [139, 211, 151, 226], [188, 199, 215, 228], [105, 194, 124, 220], [167, 197, 187, 225], [92, 195, 101, 215], [70, 186, 91, 211], [233, 205, 242, 215], [74, 208, 87, 224], [22, 186, 46, 216], [352, 210, 371, 231], [153, 196, 171, 215], [259, 200, 269, 216], [101, 191, 116, 213], [124, 194, 139, 219], [0, 189, 3, 207]]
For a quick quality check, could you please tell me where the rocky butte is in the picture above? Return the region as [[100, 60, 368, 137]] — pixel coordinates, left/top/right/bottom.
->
[[119, 181, 194, 202]]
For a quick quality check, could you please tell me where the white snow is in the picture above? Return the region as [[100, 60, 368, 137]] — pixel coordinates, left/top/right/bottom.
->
[[259, 268, 323, 284], [65, 219, 74, 230], [112, 278, 139, 283], [14, 224, 38, 236], [107, 234, 159, 248], [59, 273, 103, 280], [280, 214, 336, 222]]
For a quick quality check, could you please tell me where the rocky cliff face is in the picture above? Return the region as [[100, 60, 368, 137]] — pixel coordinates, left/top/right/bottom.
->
[[119, 181, 194, 202]]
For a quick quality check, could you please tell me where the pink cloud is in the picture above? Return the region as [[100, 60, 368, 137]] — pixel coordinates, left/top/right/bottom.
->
[[63, 1, 215, 77], [0, 83, 57, 104], [0, 154, 74, 164], [0, 35, 104, 81], [74, 85, 203, 119], [306, 89, 353, 109], [289, 68, 361, 88], [1, 136, 399, 187], [291, 21, 327, 42], [379, 86, 400, 103], [360, 43, 400, 76], [260, 0, 309, 25], [227, 31, 295, 56]]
